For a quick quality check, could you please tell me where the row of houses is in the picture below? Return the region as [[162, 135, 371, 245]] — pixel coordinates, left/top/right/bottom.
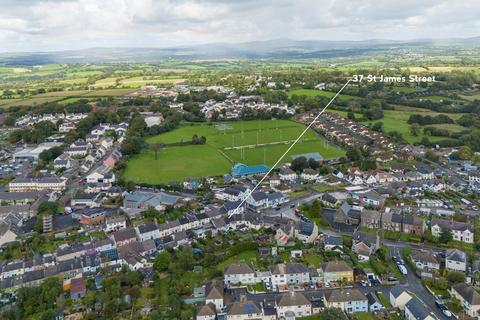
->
[[223, 261, 355, 289], [196, 281, 382, 320], [330, 203, 473, 244]]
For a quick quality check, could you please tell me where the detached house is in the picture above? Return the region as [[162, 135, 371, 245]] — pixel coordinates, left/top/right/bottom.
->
[[446, 249, 467, 272], [410, 249, 440, 278]]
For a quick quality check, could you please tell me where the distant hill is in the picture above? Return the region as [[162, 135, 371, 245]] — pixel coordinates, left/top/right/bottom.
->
[[0, 37, 479, 65]]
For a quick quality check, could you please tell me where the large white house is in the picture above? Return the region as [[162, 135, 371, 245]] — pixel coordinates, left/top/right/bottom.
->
[[431, 219, 473, 244]]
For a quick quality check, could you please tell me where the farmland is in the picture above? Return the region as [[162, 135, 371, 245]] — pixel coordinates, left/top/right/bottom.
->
[[287, 88, 360, 100], [124, 120, 345, 184], [329, 107, 466, 143], [0, 88, 137, 108]]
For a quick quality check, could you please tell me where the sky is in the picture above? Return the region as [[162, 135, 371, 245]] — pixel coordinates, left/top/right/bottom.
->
[[0, 0, 479, 52]]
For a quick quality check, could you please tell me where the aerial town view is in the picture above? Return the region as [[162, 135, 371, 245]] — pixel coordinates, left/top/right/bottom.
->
[[0, 1, 480, 319]]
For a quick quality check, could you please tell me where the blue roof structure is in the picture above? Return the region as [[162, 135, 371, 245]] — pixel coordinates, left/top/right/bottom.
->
[[231, 163, 270, 177]]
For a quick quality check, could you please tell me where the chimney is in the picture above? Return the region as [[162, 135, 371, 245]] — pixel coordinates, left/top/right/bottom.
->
[[240, 294, 247, 303]]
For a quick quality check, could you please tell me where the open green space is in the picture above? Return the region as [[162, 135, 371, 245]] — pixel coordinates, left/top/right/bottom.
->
[[390, 86, 421, 94], [125, 120, 345, 184], [124, 145, 232, 185], [288, 88, 361, 100]]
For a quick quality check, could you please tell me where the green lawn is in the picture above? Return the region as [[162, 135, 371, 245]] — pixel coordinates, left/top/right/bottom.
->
[[126, 120, 345, 184], [303, 254, 324, 268], [216, 250, 259, 271], [353, 312, 377, 320]]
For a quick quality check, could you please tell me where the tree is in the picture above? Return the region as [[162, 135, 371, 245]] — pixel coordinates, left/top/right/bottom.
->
[[346, 148, 363, 161], [450, 146, 473, 160], [151, 143, 163, 160], [121, 135, 146, 155], [446, 271, 466, 285], [290, 156, 308, 172], [308, 158, 319, 170], [439, 228, 453, 244], [409, 123, 422, 136], [154, 251, 172, 272], [38, 201, 59, 215], [372, 122, 384, 132]]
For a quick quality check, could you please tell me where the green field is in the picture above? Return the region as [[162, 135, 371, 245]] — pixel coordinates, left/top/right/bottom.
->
[[329, 108, 465, 143], [287, 88, 360, 100], [390, 86, 421, 94], [124, 120, 345, 184], [0, 88, 137, 108]]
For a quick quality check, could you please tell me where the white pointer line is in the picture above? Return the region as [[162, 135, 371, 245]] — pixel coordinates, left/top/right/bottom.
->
[[230, 79, 351, 217]]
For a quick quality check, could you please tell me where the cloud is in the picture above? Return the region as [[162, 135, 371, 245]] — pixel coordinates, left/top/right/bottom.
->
[[0, 0, 479, 52]]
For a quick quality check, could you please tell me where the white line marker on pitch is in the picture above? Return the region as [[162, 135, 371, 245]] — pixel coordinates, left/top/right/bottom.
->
[[229, 79, 351, 217]]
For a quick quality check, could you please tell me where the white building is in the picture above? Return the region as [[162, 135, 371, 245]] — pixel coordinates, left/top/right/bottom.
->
[[445, 249, 467, 272], [9, 177, 66, 192], [431, 219, 473, 244], [224, 263, 256, 286]]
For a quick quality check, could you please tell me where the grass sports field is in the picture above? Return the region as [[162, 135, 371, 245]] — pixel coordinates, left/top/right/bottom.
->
[[124, 119, 345, 184]]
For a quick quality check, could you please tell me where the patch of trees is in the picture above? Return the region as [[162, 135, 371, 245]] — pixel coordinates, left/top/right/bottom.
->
[[290, 156, 320, 172], [191, 134, 207, 145], [239, 107, 292, 120], [147, 113, 182, 136], [264, 90, 288, 104], [177, 90, 226, 103], [8, 120, 57, 144], [345, 147, 377, 171], [457, 114, 480, 127], [39, 146, 64, 163], [65, 110, 121, 143], [121, 115, 148, 156], [423, 127, 451, 137], [408, 114, 455, 125], [0, 277, 62, 319]]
